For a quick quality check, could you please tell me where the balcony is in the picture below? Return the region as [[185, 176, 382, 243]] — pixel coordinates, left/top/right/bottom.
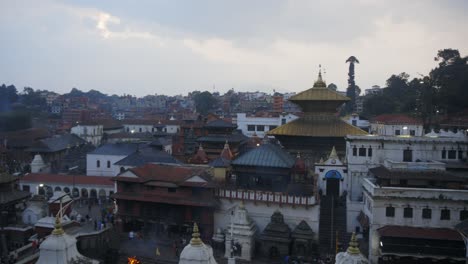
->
[[363, 178, 468, 201]]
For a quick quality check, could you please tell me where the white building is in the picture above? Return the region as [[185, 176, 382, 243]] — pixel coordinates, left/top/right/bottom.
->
[[86, 143, 137, 176], [20, 173, 115, 200], [236, 113, 298, 138], [364, 85, 382, 96], [343, 133, 468, 263], [362, 163, 468, 263], [369, 114, 423, 136], [71, 122, 103, 146], [343, 114, 370, 132]]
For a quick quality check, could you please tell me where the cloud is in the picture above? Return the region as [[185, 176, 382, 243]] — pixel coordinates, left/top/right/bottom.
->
[[1, 0, 468, 96]]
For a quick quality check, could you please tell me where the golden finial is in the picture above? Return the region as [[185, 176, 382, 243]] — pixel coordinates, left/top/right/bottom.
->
[[199, 144, 204, 150], [239, 200, 245, 209], [190, 222, 203, 246], [313, 64, 327, 88], [224, 140, 229, 149], [346, 232, 360, 255], [52, 214, 64, 235], [329, 146, 338, 160]]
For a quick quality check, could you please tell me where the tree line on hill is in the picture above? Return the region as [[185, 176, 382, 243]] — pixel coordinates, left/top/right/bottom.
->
[[360, 48, 468, 128]]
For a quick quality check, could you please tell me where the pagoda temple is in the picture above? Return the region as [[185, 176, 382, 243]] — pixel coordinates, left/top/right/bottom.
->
[[268, 70, 367, 163]]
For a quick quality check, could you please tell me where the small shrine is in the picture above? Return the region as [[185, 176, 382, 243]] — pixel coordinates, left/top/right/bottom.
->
[[335, 233, 368, 264], [258, 211, 291, 259], [36, 216, 98, 264], [291, 220, 316, 257], [225, 201, 257, 261], [179, 223, 217, 264]]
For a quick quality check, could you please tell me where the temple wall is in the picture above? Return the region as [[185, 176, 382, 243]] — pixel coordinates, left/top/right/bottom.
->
[[214, 199, 320, 241]]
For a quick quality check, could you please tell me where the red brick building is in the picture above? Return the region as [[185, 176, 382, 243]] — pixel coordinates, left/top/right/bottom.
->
[[113, 163, 218, 241]]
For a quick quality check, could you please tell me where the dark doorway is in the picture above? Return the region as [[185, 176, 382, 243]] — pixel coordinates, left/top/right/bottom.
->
[[326, 178, 340, 197]]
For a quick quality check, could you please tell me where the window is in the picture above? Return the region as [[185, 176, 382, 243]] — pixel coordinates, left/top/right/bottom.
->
[[126, 127, 129, 132], [368, 147, 373, 157], [352, 120, 357, 126], [458, 150, 463, 160], [386, 206, 395, 217], [395, 130, 401, 135], [359, 147, 366, 157], [107, 160, 111, 168], [281, 118, 286, 125], [441, 209, 450, 220], [247, 125, 255, 131], [422, 208, 432, 219], [460, 210, 468, 221], [269, 125, 277, 130], [410, 130, 416, 136], [168, 187, 177, 193], [257, 125, 265, 131], [352, 146, 357, 156], [139, 128, 142, 132], [403, 149, 413, 162], [448, 150, 456, 159], [96, 160, 100, 168], [152, 128, 155, 132], [403, 207, 413, 218], [442, 149, 446, 159]]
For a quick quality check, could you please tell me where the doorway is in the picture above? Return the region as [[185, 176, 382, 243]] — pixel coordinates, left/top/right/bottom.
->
[[326, 178, 340, 197]]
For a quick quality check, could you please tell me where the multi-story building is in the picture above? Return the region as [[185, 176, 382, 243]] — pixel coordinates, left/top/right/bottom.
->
[[71, 121, 104, 146], [369, 114, 423, 136], [113, 163, 218, 241], [236, 113, 298, 138]]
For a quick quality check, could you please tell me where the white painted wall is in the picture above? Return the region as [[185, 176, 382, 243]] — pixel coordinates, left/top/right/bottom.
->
[[236, 113, 298, 137], [86, 154, 127, 176], [71, 125, 103, 146], [214, 199, 320, 241]]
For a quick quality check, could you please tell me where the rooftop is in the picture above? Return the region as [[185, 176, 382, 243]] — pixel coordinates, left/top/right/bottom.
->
[[232, 143, 295, 169], [88, 143, 137, 156], [21, 173, 114, 186]]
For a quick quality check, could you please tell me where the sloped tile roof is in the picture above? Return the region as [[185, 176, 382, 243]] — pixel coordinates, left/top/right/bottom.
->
[[89, 143, 137, 156], [268, 117, 367, 137], [114, 148, 180, 166], [371, 114, 422, 125], [377, 225, 462, 241], [21, 173, 114, 186], [289, 87, 350, 102], [232, 144, 295, 168]]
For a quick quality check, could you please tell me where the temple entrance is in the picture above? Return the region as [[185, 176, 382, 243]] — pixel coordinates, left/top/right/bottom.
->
[[326, 178, 339, 197]]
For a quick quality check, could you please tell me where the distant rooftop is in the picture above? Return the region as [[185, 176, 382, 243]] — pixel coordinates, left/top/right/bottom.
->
[[88, 143, 138, 156]]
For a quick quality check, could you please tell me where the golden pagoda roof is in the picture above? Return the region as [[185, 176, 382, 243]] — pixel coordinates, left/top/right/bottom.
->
[[267, 117, 368, 137], [289, 70, 350, 102], [289, 87, 350, 102]]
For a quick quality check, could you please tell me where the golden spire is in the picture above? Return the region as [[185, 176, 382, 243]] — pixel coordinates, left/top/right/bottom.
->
[[239, 200, 245, 209], [199, 144, 204, 151], [346, 232, 360, 255], [224, 140, 229, 149], [329, 146, 338, 160], [52, 214, 64, 235], [190, 222, 203, 246], [313, 65, 327, 88]]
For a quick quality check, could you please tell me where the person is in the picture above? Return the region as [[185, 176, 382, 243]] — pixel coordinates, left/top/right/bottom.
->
[[129, 231, 135, 240], [94, 219, 97, 231]]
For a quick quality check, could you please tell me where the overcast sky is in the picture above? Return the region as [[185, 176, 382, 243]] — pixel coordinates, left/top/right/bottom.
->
[[1, 0, 468, 96]]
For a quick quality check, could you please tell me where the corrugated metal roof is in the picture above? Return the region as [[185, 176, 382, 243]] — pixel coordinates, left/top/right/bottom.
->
[[268, 117, 367, 137], [232, 144, 295, 168]]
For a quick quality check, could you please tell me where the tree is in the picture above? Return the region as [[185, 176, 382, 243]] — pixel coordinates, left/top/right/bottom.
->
[[193, 91, 217, 115], [345, 56, 360, 113], [0, 84, 18, 112]]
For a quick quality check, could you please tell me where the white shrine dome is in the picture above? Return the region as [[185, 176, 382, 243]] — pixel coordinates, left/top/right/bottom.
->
[[335, 233, 368, 264], [179, 223, 217, 264]]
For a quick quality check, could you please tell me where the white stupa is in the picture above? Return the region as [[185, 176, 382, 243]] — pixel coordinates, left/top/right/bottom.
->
[[36, 215, 98, 264], [31, 154, 49, 173], [335, 233, 368, 264], [179, 223, 217, 264]]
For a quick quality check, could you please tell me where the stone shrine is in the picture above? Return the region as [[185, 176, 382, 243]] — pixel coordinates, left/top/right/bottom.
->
[[258, 211, 291, 259], [224, 201, 257, 261]]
